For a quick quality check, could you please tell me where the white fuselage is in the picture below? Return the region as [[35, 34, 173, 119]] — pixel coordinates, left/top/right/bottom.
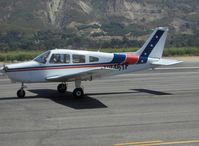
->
[[4, 49, 155, 83]]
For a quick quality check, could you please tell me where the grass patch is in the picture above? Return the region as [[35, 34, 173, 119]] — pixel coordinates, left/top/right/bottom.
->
[[86, 48, 138, 53], [87, 47, 199, 56], [0, 50, 43, 62], [163, 47, 199, 56], [0, 47, 198, 62]]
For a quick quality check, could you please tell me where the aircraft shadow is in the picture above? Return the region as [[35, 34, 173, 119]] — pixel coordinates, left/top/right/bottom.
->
[[28, 89, 108, 109], [0, 89, 171, 109], [131, 89, 172, 95], [87, 89, 172, 96], [87, 91, 137, 96], [0, 89, 107, 110]]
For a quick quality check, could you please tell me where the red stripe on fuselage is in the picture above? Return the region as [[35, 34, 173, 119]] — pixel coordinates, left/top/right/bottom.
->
[[124, 54, 139, 65]]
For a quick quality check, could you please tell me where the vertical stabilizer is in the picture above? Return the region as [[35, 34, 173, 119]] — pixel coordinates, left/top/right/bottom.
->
[[136, 27, 168, 64]]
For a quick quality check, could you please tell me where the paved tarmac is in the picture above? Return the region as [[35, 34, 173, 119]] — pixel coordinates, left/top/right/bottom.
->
[[0, 62, 199, 146]]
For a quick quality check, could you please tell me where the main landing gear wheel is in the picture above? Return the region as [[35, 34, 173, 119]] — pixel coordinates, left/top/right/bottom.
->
[[57, 83, 67, 93], [73, 88, 84, 98], [17, 89, 25, 98]]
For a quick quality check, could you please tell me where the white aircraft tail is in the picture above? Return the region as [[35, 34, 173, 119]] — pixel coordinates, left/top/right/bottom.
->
[[136, 27, 169, 64]]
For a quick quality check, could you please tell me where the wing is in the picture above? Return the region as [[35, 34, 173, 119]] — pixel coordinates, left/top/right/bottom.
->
[[46, 67, 116, 82]]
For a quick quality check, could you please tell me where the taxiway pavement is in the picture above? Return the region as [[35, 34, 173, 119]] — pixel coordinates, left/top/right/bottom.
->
[[0, 62, 198, 146]]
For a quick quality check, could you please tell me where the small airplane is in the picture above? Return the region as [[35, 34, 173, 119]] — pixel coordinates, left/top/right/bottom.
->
[[0, 27, 182, 98]]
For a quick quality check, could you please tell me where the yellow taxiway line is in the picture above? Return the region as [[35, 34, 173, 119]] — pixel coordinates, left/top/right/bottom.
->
[[115, 139, 199, 146], [114, 141, 163, 146]]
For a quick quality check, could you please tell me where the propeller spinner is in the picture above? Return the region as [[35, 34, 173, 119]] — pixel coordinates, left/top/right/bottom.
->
[[0, 64, 8, 74]]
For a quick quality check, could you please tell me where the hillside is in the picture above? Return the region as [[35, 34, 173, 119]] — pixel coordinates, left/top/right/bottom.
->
[[0, 0, 199, 50]]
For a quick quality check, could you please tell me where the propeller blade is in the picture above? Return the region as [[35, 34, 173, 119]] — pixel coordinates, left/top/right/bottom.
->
[[0, 64, 8, 74]]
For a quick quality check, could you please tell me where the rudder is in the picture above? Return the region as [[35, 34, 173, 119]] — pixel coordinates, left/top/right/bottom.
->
[[136, 27, 168, 64]]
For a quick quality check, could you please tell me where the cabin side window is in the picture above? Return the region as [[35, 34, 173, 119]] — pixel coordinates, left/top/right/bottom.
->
[[89, 56, 99, 63], [72, 54, 85, 64], [49, 54, 70, 64]]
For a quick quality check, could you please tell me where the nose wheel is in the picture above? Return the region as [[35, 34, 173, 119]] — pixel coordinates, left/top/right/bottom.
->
[[57, 83, 67, 93], [17, 89, 25, 98], [17, 83, 26, 98]]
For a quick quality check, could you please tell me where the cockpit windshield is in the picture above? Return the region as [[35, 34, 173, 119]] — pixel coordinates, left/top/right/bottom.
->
[[34, 51, 50, 64]]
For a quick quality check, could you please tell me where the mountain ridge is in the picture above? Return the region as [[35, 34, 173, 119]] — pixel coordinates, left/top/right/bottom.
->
[[0, 0, 199, 50]]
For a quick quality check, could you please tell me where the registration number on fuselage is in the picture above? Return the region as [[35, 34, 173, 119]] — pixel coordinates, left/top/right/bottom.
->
[[103, 64, 128, 71]]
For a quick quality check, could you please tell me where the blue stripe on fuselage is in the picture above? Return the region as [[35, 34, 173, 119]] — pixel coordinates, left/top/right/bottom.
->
[[111, 54, 126, 64], [137, 30, 164, 64]]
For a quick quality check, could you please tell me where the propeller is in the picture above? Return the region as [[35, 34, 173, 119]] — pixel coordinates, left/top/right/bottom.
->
[[0, 64, 8, 74]]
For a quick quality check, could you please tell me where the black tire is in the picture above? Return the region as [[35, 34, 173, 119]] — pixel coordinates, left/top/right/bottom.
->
[[73, 88, 84, 98], [17, 89, 25, 98], [57, 84, 67, 93]]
